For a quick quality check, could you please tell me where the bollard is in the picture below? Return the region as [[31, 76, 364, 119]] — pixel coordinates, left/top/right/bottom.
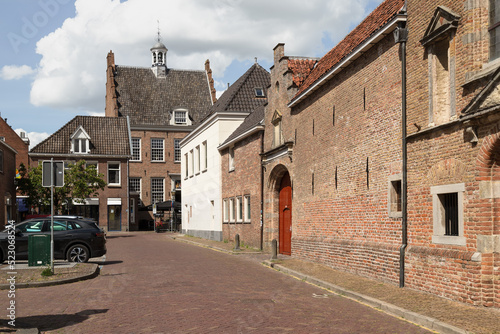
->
[[271, 239, 278, 260], [234, 234, 241, 251]]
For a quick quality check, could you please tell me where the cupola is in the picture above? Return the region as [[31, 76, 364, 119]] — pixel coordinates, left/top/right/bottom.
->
[[151, 37, 168, 78]]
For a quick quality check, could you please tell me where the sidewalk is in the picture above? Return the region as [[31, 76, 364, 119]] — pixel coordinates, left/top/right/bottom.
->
[[173, 234, 500, 334]]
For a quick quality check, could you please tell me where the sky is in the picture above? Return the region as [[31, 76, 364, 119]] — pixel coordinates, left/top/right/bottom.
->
[[0, 0, 384, 148]]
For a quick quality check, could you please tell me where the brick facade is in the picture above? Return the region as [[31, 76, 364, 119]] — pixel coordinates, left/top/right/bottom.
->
[[221, 132, 263, 249], [0, 140, 17, 229]]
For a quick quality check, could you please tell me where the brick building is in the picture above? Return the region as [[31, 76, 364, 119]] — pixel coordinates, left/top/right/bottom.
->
[[105, 41, 214, 230], [182, 63, 269, 241], [0, 138, 17, 229], [29, 116, 131, 231], [404, 0, 500, 307], [0, 115, 30, 221]]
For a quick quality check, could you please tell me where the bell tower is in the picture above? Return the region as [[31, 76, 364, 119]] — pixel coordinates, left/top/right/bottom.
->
[[151, 24, 167, 78]]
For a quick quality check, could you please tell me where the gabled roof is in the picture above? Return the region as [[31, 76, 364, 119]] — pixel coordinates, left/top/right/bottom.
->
[[420, 6, 460, 47], [114, 66, 212, 126], [219, 105, 265, 150], [292, 0, 405, 104], [209, 63, 270, 114], [30, 116, 130, 156]]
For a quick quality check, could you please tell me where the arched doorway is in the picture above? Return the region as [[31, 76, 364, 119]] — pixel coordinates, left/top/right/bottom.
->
[[279, 172, 292, 255]]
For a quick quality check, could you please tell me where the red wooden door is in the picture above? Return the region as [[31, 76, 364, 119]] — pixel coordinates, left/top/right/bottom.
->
[[279, 172, 292, 255]]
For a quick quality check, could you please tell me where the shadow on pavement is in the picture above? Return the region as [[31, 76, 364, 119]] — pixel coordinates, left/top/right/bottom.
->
[[91, 260, 123, 266], [105, 235, 135, 239], [16, 309, 108, 331]]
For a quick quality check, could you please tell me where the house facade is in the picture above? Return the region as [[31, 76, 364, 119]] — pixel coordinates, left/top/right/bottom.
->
[[404, 0, 500, 307], [181, 63, 269, 241], [29, 116, 131, 231], [105, 42, 214, 230], [0, 139, 17, 229]]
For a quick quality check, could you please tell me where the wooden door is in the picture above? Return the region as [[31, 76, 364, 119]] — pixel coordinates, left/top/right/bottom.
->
[[279, 172, 292, 255]]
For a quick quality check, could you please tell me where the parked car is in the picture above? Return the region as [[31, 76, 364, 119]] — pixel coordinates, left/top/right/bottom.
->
[[0, 217, 106, 263]]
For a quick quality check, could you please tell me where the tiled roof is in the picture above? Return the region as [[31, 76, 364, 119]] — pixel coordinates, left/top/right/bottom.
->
[[295, 0, 405, 97], [288, 58, 318, 87], [220, 104, 265, 148], [114, 66, 212, 126], [30, 116, 130, 156], [209, 63, 270, 114]]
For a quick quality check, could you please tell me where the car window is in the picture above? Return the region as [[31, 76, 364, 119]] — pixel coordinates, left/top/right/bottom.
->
[[73, 222, 83, 229], [52, 220, 68, 231], [18, 221, 44, 233]]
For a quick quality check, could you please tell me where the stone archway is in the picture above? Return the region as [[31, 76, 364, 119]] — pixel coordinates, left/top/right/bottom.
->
[[267, 164, 292, 255]]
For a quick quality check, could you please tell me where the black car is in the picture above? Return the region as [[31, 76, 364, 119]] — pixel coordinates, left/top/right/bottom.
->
[[0, 217, 106, 263]]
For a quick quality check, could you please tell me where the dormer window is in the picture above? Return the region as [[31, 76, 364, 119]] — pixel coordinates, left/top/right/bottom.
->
[[170, 109, 192, 126], [70, 126, 90, 154], [255, 88, 265, 97]]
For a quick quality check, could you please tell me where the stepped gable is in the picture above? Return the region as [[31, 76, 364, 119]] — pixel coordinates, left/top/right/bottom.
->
[[30, 116, 129, 156], [295, 0, 405, 96], [114, 66, 212, 126], [288, 58, 318, 88]]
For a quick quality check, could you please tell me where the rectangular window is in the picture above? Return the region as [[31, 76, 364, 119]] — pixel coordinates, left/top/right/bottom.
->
[[151, 138, 164, 161], [431, 183, 465, 246], [388, 176, 402, 218], [490, 0, 500, 60], [151, 178, 164, 204], [236, 196, 242, 222], [229, 198, 235, 222], [190, 150, 194, 176], [108, 162, 121, 186], [195, 146, 200, 173], [131, 138, 141, 161], [244, 195, 251, 221], [229, 146, 235, 171], [174, 139, 181, 162], [129, 177, 141, 194], [223, 199, 229, 222], [184, 153, 188, 178], [202, 141, 207, 171], [174, 111, 187, 124]]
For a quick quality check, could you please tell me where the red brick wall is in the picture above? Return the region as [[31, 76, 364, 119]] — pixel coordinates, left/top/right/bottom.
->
[[0, 117, 29, 172], [221, 132, 263, 249], [0, 142, 16, 229]]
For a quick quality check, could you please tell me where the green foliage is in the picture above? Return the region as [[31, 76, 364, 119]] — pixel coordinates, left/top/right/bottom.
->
[[41, 266, 53, 277], [17, 160, 107, 214]]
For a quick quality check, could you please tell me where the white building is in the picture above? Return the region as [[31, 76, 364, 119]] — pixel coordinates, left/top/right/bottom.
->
[[180, 63, 270, 240]]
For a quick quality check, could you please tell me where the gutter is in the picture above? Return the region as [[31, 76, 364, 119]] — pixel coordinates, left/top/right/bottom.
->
[[288, 13, 407, 108]]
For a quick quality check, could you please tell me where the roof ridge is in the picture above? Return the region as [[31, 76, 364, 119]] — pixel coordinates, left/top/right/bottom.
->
[[116, 65, 205, 73], [223, 64, 260, 111]]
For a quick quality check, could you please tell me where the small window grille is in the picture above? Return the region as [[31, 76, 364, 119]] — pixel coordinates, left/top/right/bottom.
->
[[441, 193, 458, 236]]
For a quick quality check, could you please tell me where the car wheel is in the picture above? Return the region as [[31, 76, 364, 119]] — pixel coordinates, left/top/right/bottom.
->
[[67, 244, 90, 263]]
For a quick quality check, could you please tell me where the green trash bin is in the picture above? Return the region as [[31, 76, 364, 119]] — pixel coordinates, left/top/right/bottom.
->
[[28, 234, 50, 267]]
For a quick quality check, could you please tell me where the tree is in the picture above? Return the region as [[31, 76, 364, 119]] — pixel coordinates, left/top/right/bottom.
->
[[17, 160, 107, 214]]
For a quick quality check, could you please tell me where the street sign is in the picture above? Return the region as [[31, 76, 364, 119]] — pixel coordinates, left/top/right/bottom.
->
[[42, 161, 64, 187]]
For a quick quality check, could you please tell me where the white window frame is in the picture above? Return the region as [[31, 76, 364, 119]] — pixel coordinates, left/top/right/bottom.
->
[[195, 146, 200, 174], [431, 183, 466, 246], [190, 149, 194, 177], [129, 177, 141, 195], [131, 138, 141, 161], [174, 110, 187, 124], [70, 126, 90, 154], [236, 196, 243, 222], [202, 141, 208, 171], [151, 138, 164, 162], [223, 199, 229, 222], [244, 195, 251, 222], [229, 146, 235, 171], [174, 139, 181, 162], [151, 178, 165, 204], [184, 153, 188, 179], [229, 198, 235, 222], [108, 162, 121, 186]]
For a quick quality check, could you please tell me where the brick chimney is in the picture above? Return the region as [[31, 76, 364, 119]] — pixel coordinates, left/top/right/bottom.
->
[[205, 59, 217, 104], [105, 51, 119, 117]]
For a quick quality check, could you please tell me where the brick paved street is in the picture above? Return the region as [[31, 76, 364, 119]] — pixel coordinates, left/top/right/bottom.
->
[[4, 233, 433, 333]]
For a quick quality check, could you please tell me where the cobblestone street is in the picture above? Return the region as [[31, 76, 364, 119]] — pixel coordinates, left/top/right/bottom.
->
[[4, 232, 433, 333]]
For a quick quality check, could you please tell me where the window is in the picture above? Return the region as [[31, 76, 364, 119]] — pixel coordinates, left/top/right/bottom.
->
[[431, 183, 465, 246], [174, 110, 187, 124], [202, 141, 207, 171], [151, 178, 164, 204], [490, 0, 500, 60], [190, 150, 194, 176], [131, 138, 141, 161], [151, 138, 164, 161], [229, 146, 235, 171], [223, 199, 229, 222], [86, 161, 98, 173], [388, 175, 402, 218], [195, 146, 200, 174], [129, 177, 141, 194], [229, 198, 235, 222], [184, 153, 188, 178], [70, 126, 90, 154], [73, 139, 88, 154], [108, 162, 121, 186], [272, 110, 283, 147], [255, 87, 265, 97], [236, 196, 243, 222], [244, 195, 251, 221], [174, 139, 181, 162]]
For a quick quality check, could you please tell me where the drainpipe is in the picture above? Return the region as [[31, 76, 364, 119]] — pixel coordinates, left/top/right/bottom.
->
[[394, 5, 408, 288], [260, 129, 265, 251]]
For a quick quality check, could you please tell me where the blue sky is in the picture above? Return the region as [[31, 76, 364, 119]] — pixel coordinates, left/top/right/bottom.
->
[[0, 0, 384, 148]]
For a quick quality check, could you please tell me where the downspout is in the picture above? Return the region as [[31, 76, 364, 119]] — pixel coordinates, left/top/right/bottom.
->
[[260, 129, 265, 251], [394, 4, 408, 288]]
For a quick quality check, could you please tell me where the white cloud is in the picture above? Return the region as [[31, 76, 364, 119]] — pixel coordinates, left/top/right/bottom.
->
[[30, 0, 378, 112], [0, 65, 36, 80], [15, 128, 50, 149]]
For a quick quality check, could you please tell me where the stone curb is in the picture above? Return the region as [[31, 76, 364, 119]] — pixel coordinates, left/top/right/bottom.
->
[[263, 261, 470, 334], [0, 263, 100, 290], [171, 236, 263, 255]]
